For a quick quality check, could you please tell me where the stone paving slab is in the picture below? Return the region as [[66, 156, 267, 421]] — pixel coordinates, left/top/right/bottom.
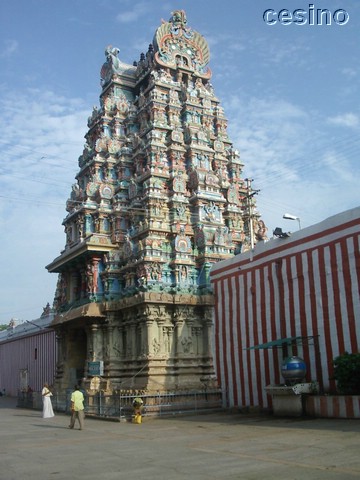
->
[[0, 397, 359, 480]]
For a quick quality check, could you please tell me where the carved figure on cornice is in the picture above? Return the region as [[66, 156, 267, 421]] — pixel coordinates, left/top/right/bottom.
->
[[169, 88, 179, 104], [41, 302, 51, 317], [203, 202, 220, 223], [83, 141, 92, 154], [173, 171, 186, 193], [205, 82, 215, 96], [187, 167, 199, 191], [104, 95, 115, 112], [128, 178, 137, 199], [138, 89, 145, 107], [127, 102, 137, 119], [86, 264, 94, 293], [105, 45, 121, 70], [180, 265, 188, 283], [101, 45, 134, 87], [76, 217, 85, 239], [88, 105, 100, 126], [216, 119, 228, 136], [187, 82, 198, 100], [255, 219, 268, 241], [197, 153, 209, 170], [116, 94, 130, 115], [86, 182, 98, 199], [132, 133, 143, 149], [171, 129, 183, 143], [175, 233, 192, 253], [169, 111, 180, 127], [202, 98, 212, 112], [57, 274, 66, 304], [94, 215, 101, 233], [108, 138, 121, 155], [197, 128, 208, 145], [218, 173, 230, 190], [123, 234, 132, 257], [176, 204, 186, 219], [227, 183, 240, 205], [149, 263, 161, 281], [205, 172, 219, 188], [175, 151, 186, 167], [95, 135, 108, 153], [169, 10, 189, 32], [195, 77, 206, 95], [70, 183, 80, 200], [64, 224, 71, 245], [214, 226, 231, 246]]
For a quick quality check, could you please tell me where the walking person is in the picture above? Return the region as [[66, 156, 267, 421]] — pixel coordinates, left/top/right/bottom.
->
[[68, 385, 85, 430], [42, 383, 55, 419]]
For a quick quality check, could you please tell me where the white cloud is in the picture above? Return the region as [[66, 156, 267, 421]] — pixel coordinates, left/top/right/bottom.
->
[[0, 39, 18, 58], [341, 67, 357, 78], [0, 87, 89, 320], [221, 93, 360, 231], [327, 113, 359, 129], [116, 1, 154, 23]]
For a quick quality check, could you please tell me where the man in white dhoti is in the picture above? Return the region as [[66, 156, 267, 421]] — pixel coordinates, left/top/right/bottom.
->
[[42, 383, 55, 418]]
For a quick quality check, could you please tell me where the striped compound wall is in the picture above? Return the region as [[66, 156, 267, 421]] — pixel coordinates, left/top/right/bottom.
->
[[305, 395, 360, 418], [210, 207, 360, 409]]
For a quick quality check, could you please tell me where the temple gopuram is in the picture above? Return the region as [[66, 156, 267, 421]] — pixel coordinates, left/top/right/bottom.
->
[[46, 10, 267, 396]]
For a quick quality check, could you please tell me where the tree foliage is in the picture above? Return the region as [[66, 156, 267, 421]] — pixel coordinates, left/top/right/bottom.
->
[[333, 352, 360, 394]]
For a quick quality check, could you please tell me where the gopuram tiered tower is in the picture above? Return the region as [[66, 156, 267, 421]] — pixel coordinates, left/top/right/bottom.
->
[[47, 10, 267, 395]]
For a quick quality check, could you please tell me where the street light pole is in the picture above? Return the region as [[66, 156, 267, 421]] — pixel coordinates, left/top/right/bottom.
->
[[245, 178, 260, 249]]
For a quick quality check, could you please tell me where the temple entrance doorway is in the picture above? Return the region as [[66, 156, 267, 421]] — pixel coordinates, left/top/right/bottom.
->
[[66, 327, 87, 388]]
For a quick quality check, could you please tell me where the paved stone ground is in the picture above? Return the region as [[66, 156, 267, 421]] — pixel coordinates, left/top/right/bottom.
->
[[0, 396, 359, 480]]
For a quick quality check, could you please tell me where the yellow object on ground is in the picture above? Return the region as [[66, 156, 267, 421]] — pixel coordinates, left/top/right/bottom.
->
[[133, 413, 142, 424]]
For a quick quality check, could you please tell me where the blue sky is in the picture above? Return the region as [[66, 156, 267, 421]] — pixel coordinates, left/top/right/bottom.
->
[[0, 0, 359, 322]]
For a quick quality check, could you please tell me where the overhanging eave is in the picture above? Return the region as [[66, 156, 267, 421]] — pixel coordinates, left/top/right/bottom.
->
[[46, 235, 118, 273], [51, 302, 105, 327]]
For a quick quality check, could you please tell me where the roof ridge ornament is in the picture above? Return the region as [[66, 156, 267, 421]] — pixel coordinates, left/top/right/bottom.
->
[[154, 10, 211, 79]]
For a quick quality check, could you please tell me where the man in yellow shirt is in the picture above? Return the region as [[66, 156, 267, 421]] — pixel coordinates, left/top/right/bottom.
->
[[68, 384, 85, 430]]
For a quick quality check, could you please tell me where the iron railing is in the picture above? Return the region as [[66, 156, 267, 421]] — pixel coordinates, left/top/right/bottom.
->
[[18, 389, 223, 420]]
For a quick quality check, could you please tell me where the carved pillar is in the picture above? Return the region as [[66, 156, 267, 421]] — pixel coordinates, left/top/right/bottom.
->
[[91, 257, 102, 294], [118, 325, 126, 358], [163, 326, 174, 355], [174, 318, 184, 357], [70, 271, 79, 302], [129, 321, 137, 359], [88, 323, 103, 361], [80, 268, 87, 299], [203, 308, 214, 359], [191, 326, 202, 356], [55, 328, 66, 380], [156, 319, 165, 355], [143, 318, 154, 357]]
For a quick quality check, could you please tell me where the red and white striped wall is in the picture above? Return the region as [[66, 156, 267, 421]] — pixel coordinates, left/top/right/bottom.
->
[[210, 207, 360, 409], [305, 395, 360, 418]]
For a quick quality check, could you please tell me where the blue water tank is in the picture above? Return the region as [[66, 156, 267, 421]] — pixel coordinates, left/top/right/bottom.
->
[[281, 356, 307, 384]]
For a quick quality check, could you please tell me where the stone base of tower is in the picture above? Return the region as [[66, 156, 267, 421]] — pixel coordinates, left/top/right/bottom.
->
[[52, 292, 218, 398], [104, 357, 217, 393]]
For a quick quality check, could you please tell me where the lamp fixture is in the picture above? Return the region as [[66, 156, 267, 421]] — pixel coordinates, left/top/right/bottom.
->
[[283, 213, 301, 230]]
